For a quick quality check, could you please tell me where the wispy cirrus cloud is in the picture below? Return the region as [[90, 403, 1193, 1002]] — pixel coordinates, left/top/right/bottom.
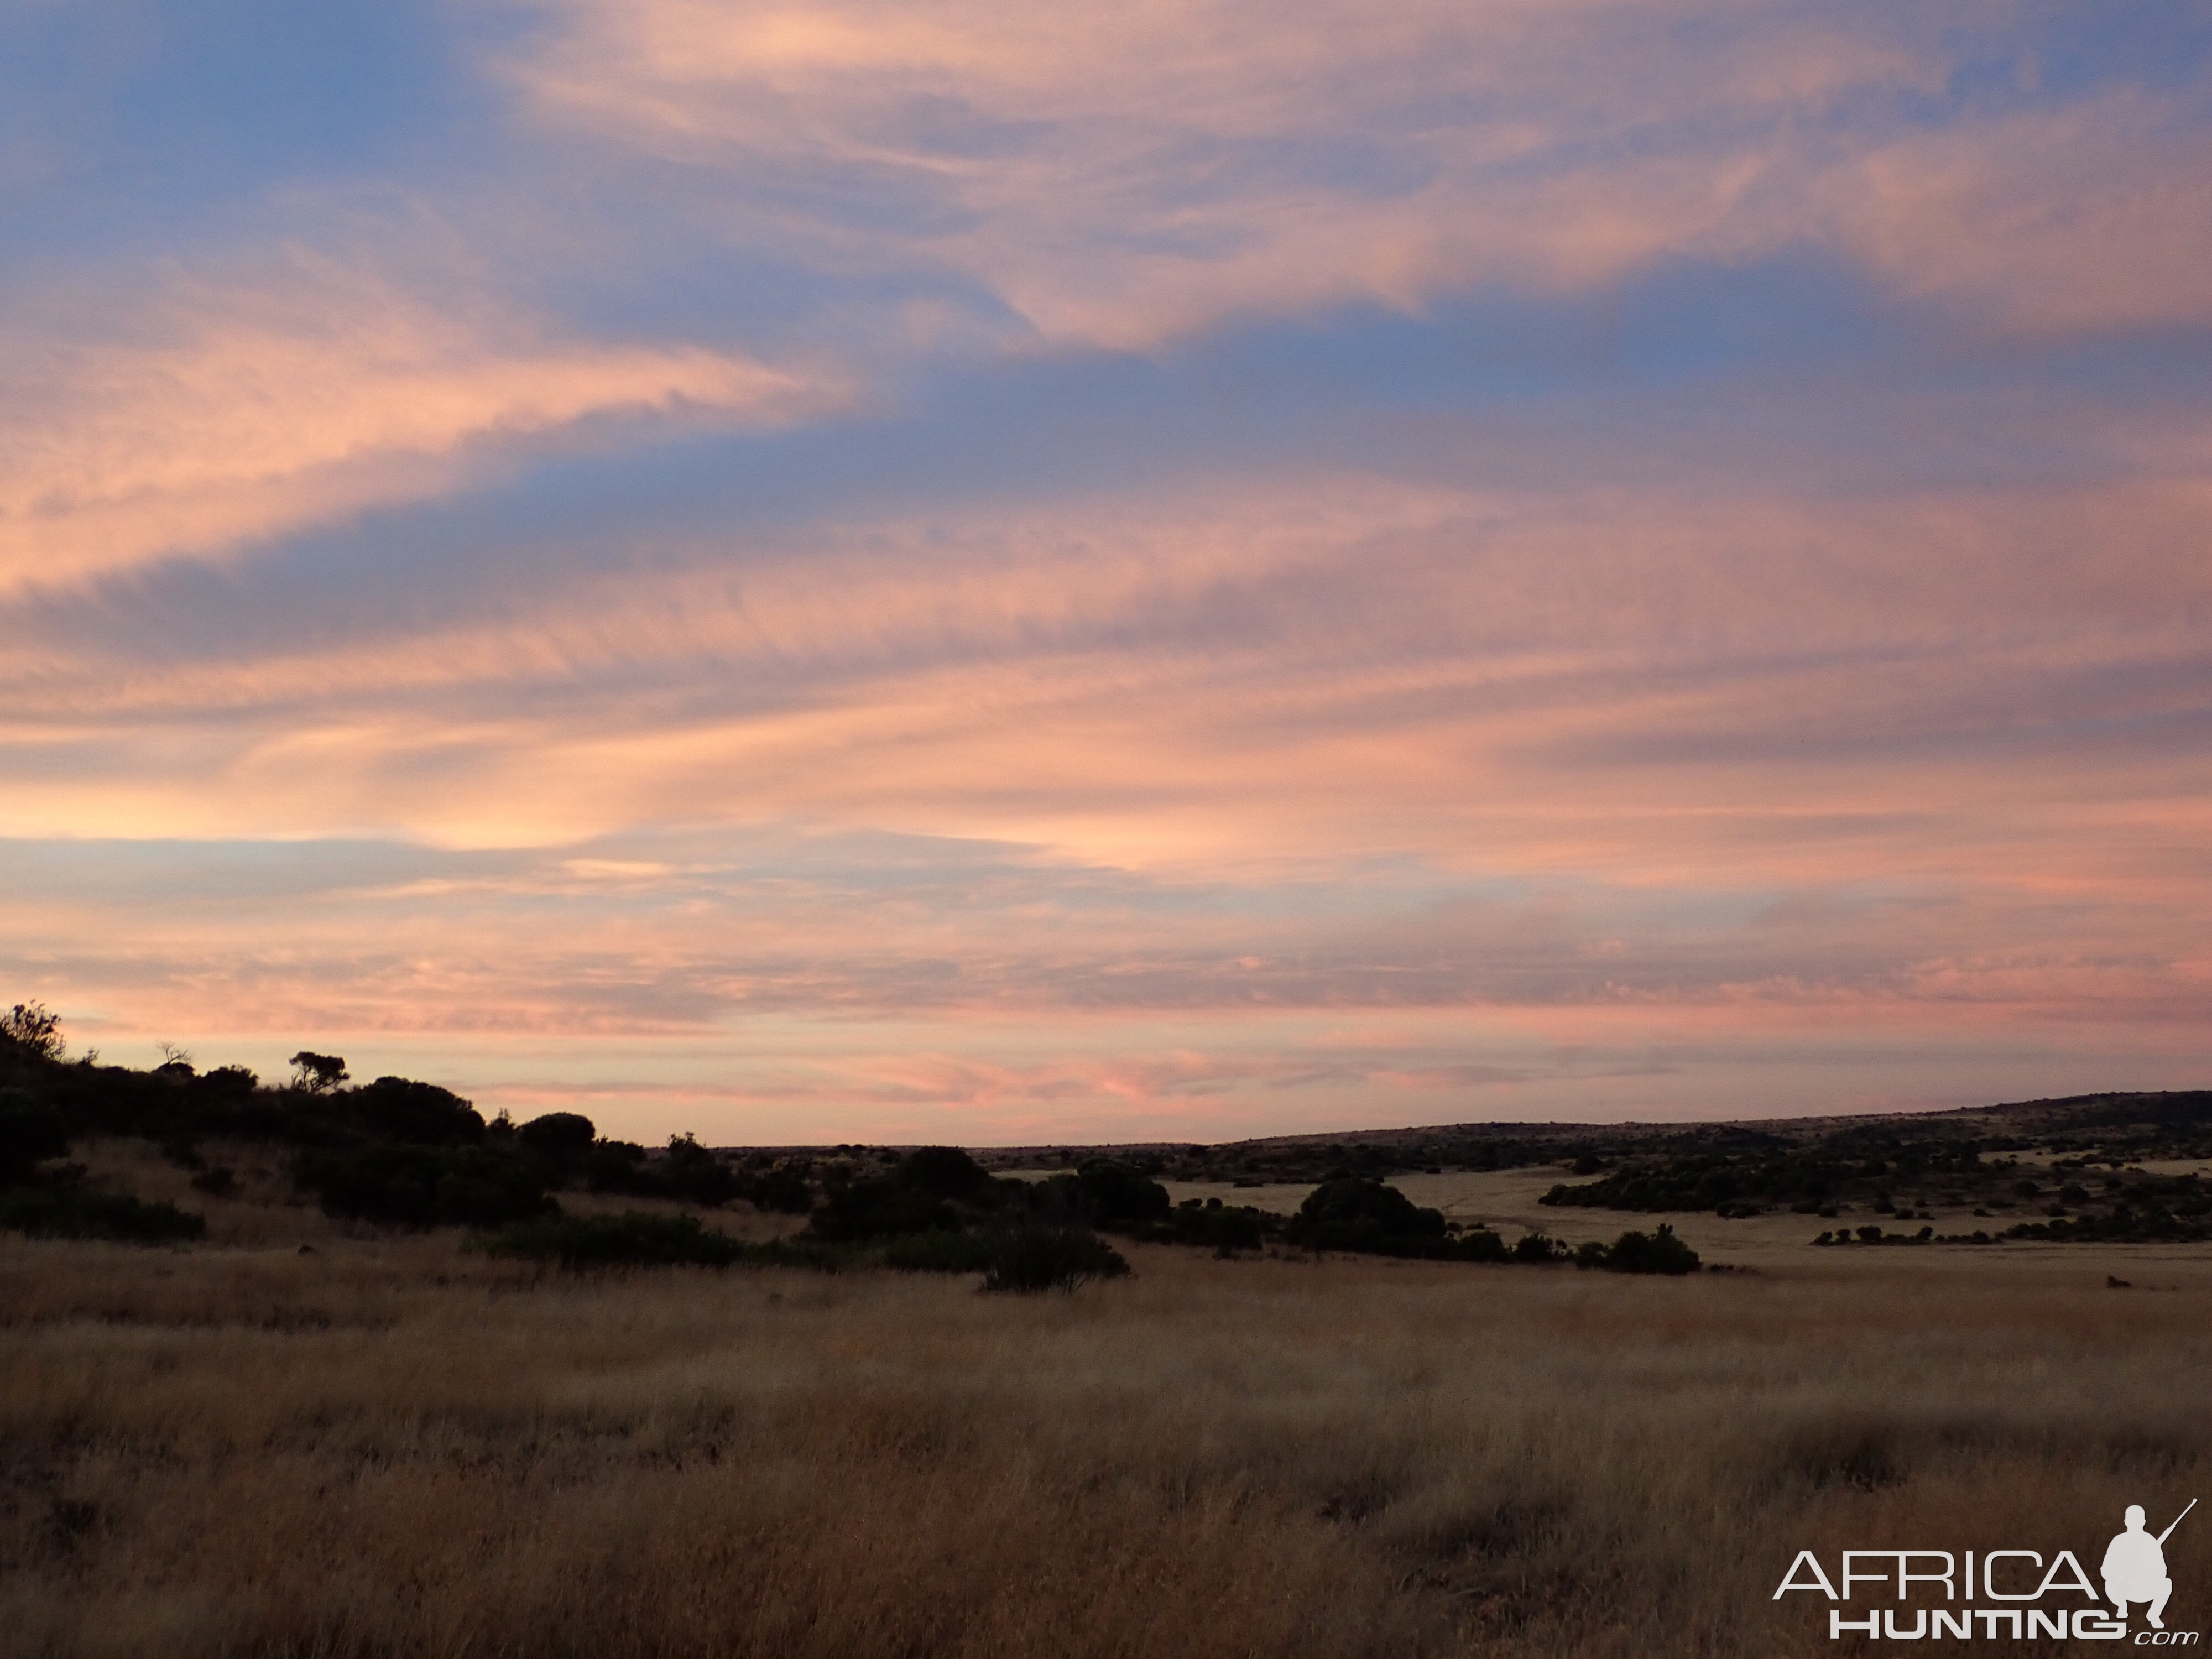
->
[[6, 456, 2207, 867], [0, 251, 837, 590], [1833, 87, 2212, 335], [507, 0, 2212, 347]]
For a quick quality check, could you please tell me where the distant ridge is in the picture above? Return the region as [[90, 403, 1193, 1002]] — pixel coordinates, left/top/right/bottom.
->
[[718, 1090, 2212, 1185]]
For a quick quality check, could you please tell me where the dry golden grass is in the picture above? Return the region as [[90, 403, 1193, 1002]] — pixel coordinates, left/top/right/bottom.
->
[[4, 1166, 2209, 1658]]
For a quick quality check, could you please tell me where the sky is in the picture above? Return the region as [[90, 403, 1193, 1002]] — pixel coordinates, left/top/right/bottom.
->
[[3, 0, 2210, 1145]]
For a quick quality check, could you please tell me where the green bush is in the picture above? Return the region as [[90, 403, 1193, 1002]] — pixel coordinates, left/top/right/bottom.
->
[[895, 1145, 998, 1200], [296, 1144, 552, 1228], [518, 1112, 597, 1153], [1579, 1223, 1702, 1275], [0, 1095, 68, 1183], [809, 1178, 957, 1240], [805, 1146, 1005, 1241], [664, 1134, 739, 1206], [738, 1164, 815, 1213], [979, 1224, 1131, 1293], [0, 1183, 205, 1243], [347, 1077, 486, 1145], [1067, 1159, 1172, 1224], [585, 1140, 656, 1193], [1164, 1200, 1270, 1254], [1455, 1226, 1511, 1263], [1512, 1230, 1566, 1264], [1285, 1177, 1451, 1255]]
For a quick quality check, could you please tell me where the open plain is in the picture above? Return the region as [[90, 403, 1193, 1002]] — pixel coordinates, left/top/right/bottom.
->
[[4, 1156, 2208, 1659]]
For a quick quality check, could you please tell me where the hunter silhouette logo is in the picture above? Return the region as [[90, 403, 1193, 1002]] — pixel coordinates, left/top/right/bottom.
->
[[2109, 1501, 2194, 1630], [1775, 1498, 2199, 1643]]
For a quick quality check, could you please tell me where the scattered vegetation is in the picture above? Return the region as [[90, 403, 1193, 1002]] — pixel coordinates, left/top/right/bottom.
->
[[1, 1075, 202, 1245], [978, 1091, 2212, 1206], [3, 998, 2202, 1269], [0, 1004, 771, 1251], [3, 1232, 2204, 1659], [0, 995, 2204, 1658], [1533, 1095, 2212, 1244], [795, 1147, 1136, 1285], [0, 1178, 205, 1243]]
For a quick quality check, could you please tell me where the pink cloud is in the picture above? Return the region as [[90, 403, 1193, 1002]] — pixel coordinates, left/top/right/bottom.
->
[[504, 0, 2212, 346], [0, 252, 837, 591], [1832, 89, 2212, 336], [4, 460, 2208, 873]]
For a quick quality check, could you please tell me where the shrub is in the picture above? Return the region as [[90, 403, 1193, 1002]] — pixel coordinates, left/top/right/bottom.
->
[[296, 1144, 551, 1228], [1456, 1226, 1511, 1263], [484, 1211, 747, 1267], [1580, 1224, 1702, 1275], [348, 1077, 486, 1145], [1285, 1177, 1451, 1255], [1068, 1159, 1171, 1224], [979, 1224, 1131, 1293], [518, 1112, 597, 1153], [808, 1177, 958, 1241], [1164, 1201, 1270, 1254], [0, 1183, 205, 1243], [1512, 1230, 1566, 1264], [296, 1144, 442, 1225], [586, 1140, 659, 1193], [806, 1146, 1024, 1240], [663, 1134, 739, 1206], [1, 1001, 65, 1061], [434, 1150, 558, 1227], [894, 1145, 997, 1201], [0, 1095, 69, 1183], [739, 1165, 816, 1213]]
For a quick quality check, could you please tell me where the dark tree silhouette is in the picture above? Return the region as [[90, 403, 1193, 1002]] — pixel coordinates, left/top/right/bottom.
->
[[288, 1052, 349, 1093], [1, 1001, 64, 1061]]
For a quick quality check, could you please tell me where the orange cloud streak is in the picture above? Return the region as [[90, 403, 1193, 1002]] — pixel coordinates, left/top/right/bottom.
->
[[0, 253, 835, 591]]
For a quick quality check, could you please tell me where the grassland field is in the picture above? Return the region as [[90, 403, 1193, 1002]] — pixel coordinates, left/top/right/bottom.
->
[[4, 1135, 2210, 1659]]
